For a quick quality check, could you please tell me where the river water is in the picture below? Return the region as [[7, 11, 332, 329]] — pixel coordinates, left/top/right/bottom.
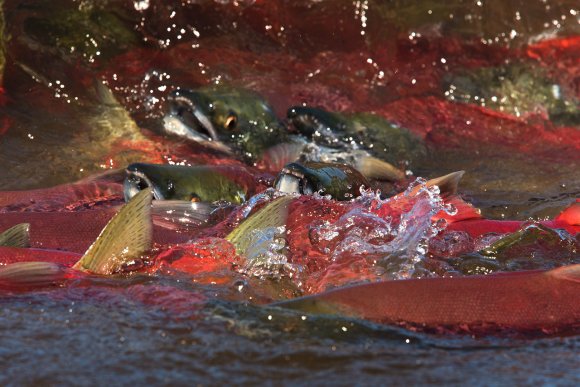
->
[[0, 0, 579, 385]]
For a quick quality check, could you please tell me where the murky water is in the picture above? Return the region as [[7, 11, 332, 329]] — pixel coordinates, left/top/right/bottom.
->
[[1, 0, 579, 384]]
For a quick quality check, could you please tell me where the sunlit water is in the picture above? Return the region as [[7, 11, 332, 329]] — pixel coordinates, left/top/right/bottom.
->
[[1, 0, 579, 384]]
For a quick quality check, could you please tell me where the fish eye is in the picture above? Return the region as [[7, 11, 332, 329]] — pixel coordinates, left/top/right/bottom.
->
[[225, 112, 238, 130]]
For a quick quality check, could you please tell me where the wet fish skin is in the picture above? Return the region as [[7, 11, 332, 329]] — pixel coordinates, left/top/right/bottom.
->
[[0, 179, 124, 213], [275, 161, 371, 201], [124, 163, 260, 204], [164, 86, 289, 162], [0, 207, 190, 254], [287, 106, 426, 168], [274, 264, 580, 331]]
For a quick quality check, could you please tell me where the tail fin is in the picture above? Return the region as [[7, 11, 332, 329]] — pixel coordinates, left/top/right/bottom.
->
[[0, 262, 68, 288], [0, 223, 30, 248], [226, 196, 293, 256], [425, 171, 464, 196], [73, 189, 153, 275], [555, 200, 580, 226], [354, 154, 406, 182], [405, 171, 465, 197], [260, 142, 306, 172]]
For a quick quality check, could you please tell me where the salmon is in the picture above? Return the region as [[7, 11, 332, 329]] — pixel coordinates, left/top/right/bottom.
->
[[275, 264, 580, 332]]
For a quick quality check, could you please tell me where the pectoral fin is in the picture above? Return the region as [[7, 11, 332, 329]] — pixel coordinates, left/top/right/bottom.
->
[[73, 189, 153, 275], [0, 223, 30, 248]]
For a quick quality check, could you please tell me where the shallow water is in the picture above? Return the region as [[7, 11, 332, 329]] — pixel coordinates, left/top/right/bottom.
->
[[1, 0, 579, 384]]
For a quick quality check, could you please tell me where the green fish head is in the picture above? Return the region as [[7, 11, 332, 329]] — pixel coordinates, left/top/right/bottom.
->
[[274, 161, 370, 201], [286, 106, 348, 149], [287, 106, 425, 166], [164, 86, 288, 162], [124, 163, 250, 204]]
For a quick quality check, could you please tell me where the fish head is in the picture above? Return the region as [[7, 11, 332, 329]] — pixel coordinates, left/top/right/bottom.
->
[[275, 161, 370, 200], [286, 106, 348, 149], [124, 163, 253, 204], [124, 163, 175, 201], [164, 86, 288, 162]]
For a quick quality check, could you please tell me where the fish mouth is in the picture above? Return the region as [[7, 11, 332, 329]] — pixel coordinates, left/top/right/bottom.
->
[[274, 163, 314, 195], [164, 89, 220, 143], [287, 107, 325, 137], [287, 106, 344, 149], [124, 168, 166, 201]]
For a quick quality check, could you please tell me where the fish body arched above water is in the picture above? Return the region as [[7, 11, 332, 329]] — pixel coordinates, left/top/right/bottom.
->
[[163, 86, 419, 182]]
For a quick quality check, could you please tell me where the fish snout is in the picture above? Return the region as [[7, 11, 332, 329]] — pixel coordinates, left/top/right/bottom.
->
[[164, 89, 219, 142], [286, 106, 321, 137], [274, 162, 315, 195]]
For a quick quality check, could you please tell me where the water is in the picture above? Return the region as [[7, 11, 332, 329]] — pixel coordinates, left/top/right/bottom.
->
[[1, 0, 579, 384]]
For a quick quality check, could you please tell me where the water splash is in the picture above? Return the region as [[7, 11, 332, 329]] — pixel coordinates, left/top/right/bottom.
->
[[238, 225, 299, 280], [308, 178, 455, 287]]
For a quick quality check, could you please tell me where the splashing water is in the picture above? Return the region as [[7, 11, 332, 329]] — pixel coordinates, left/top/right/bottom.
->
[[290, 178, 457, 292]]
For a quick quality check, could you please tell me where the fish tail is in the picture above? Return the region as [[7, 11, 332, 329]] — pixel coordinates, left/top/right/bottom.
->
[[354, 155, 406, 182], [0, 223, 30, 248], [425, 171, 465, 196], [73, 189, 153, 275], [0, 262, 68, 289]]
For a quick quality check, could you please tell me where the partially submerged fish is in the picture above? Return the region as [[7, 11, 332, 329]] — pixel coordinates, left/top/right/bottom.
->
[[274, 161, 370, 201], [124, 162, 262, 203], [164, 85, 289, 162], [2, 172, 579, 334], [164, 85, 409, 181], [0, 189, 154, 290], [287, 106, 426, 179], [444, 200, 580, 238], [274, 263, 580, 333]]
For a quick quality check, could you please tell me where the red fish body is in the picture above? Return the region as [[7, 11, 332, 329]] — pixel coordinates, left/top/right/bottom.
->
[[445, 200, 580, 238], [0, 246, 79, 266], [277, 264, 580, 333], [0, 208, 191, 253], [0, 178, 125, 213]]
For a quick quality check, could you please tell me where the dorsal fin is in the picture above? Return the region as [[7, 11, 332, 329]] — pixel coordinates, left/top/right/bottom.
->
[[0, 223, 30, 248], [73, 189, 153, 275], [555, 200, 580, 226], [226, 196, 293, 256], [549, 264, 580, 283]]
